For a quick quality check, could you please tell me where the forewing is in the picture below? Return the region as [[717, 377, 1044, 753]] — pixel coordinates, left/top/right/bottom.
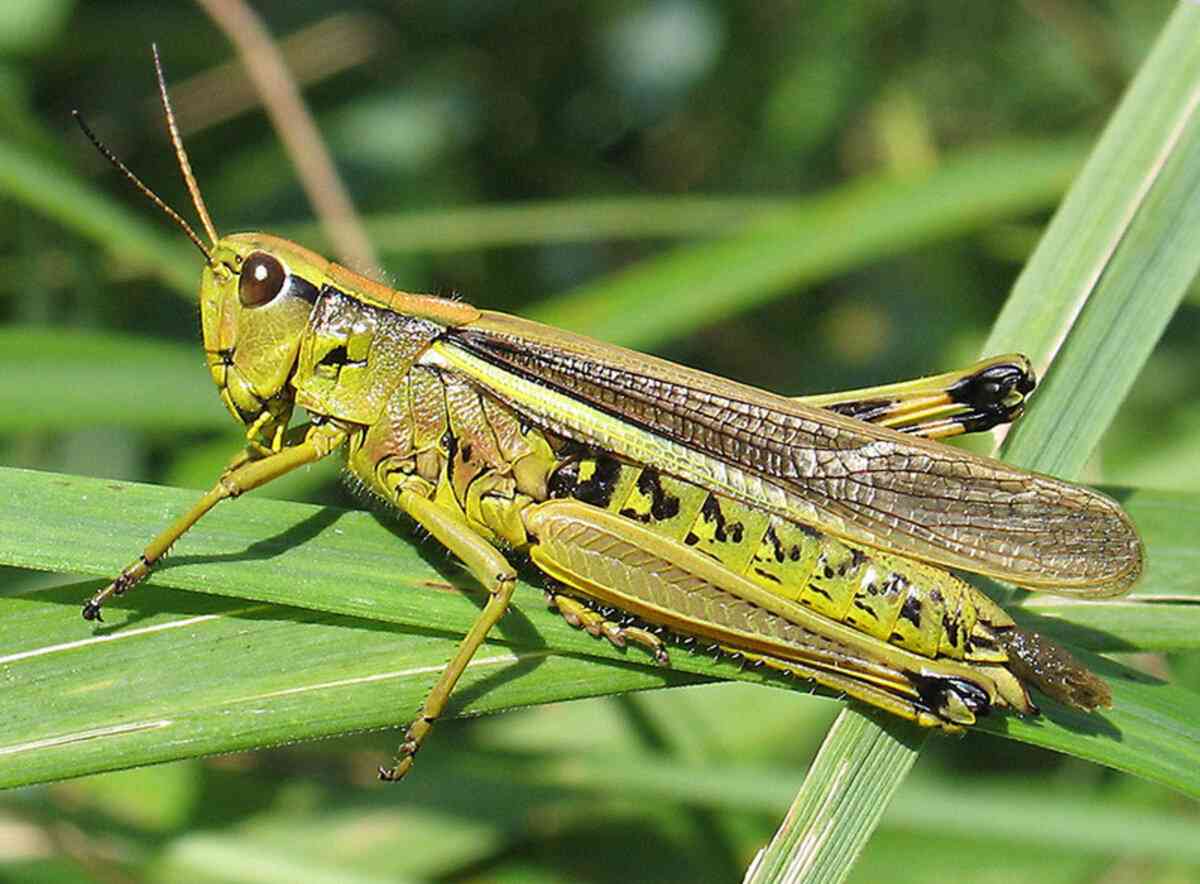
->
[[442, 312, 1142, 597]]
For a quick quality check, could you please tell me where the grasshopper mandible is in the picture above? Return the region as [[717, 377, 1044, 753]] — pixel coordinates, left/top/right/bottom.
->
[[75, 52, 1142, 781]]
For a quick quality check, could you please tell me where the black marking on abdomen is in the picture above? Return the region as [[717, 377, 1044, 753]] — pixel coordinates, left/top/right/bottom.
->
[[880, 573, 908, 601], [638, 468, 680, 521], [852, 598, 879, 620], [575, 455, 622, 508], [700, 495, 744, 543], [766, 525, 785, 563]]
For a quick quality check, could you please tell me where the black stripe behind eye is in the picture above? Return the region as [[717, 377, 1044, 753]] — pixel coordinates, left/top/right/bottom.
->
[[286, 276, 321, 304]]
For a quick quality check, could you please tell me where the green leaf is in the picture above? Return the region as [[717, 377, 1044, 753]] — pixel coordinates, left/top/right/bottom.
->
[[527, 139, 1084, 347], [986, 2, 1200, 478], [980, 652, 1200, 793], [0, 467, 1196, 794], [0, 328, 222, 433], [286, 196, 796, 253], [436, 752, 1200, 863], [0, 581, 699, 790], [745, 712, 924, 884]]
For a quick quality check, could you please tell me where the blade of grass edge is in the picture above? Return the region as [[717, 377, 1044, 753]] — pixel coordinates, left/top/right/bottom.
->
[[750, 4, 1200, 883], [983, 1, 1200, 408], [744, 711, 925, 884]]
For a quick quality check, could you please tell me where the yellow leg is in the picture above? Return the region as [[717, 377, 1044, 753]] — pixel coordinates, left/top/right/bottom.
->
[[82, 424, 346, 621], [524, 499, 1006, 729], [547, 592, 669, 665], [795, 354, 1034, 439], [379, 488, 518, 782]]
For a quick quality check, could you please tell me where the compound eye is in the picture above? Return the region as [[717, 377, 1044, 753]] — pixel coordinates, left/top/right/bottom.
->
[[238, 252, 287, 307]]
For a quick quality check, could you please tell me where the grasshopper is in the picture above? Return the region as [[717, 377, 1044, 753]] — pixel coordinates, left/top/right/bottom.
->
[[75, 53, 1142, 781]]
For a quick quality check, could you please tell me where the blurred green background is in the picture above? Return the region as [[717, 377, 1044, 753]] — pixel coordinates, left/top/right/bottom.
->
[[1, 1, 1198, 882]]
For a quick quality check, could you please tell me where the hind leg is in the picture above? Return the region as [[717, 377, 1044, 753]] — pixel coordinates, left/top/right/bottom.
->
[[546, 592, 669, 666]]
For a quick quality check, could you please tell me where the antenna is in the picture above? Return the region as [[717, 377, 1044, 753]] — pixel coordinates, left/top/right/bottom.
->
[[152, 44, 219, 249], [72, 109, 213, 263]]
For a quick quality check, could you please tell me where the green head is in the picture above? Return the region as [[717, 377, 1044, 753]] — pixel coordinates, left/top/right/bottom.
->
[[200, 233, 334, 430]]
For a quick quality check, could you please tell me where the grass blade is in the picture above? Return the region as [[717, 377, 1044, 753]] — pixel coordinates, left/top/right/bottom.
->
[[744, 713, 923, 884], [0, 328, 220, 432], [0, 467, 1196, 794], [444, 752, 1200, 863], [987, 1, 1200, 477], [286, 197, 797, 253], [529, 140, 1084, 347]]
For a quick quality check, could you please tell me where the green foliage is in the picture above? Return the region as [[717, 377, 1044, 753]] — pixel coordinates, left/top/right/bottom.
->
[[0, 3, 1197, 883], [1, 469, 1197, 797]]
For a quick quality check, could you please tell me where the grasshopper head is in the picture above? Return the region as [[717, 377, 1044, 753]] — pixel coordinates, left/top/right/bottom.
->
[[75, 51, 332, 437], [200, 234, 331, 430]]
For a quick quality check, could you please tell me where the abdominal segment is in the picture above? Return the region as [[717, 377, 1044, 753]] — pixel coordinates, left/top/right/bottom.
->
[[542, 452, 1041, 726], [547, 454, 1009, 663]]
